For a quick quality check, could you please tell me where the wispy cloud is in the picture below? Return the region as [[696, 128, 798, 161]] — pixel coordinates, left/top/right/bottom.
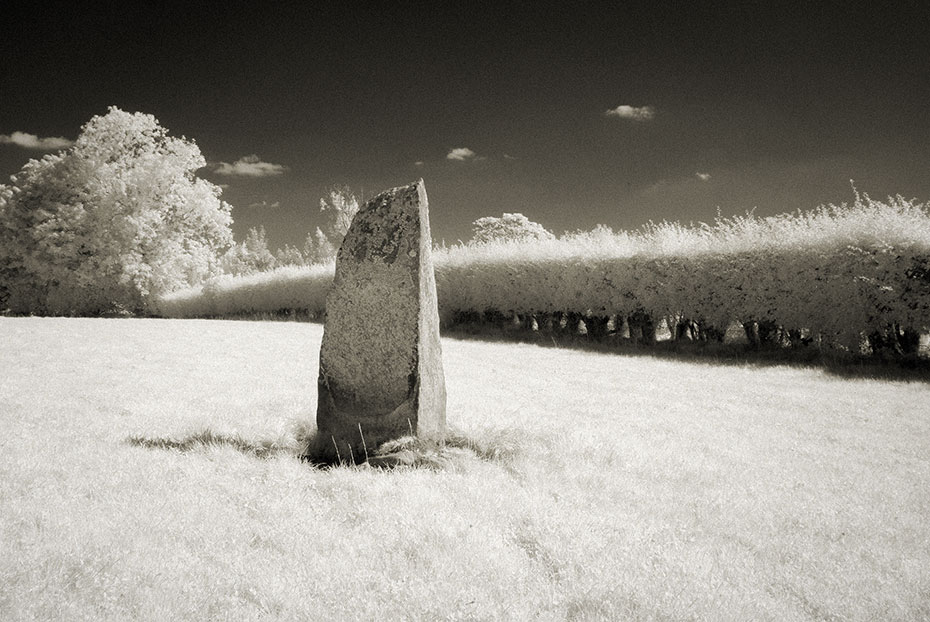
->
[[0, 131, 73, 150], [414, 160, 424, 167], [503, 153, 517, 160], [643, 172, 711, 195], [446, 147, 477, 161], [247, 200, 281, 209], [605, 105, 655, 122], [214, 154, 287, 177]]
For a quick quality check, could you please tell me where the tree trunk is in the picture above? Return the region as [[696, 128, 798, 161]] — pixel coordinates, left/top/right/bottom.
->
[[585, 315, 610, 340]]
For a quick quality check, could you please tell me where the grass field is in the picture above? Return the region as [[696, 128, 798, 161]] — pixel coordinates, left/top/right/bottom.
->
[[1, 317, 929, 621]]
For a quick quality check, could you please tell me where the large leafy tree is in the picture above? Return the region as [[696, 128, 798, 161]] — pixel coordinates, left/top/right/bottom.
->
[[0, 107, 233, 315]]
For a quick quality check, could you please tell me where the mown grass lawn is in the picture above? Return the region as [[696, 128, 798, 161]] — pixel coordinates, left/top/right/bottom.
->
[[1, 317, 928, 621]]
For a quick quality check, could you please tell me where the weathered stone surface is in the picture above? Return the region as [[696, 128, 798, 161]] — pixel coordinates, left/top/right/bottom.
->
[[314, 179, 446, 462]]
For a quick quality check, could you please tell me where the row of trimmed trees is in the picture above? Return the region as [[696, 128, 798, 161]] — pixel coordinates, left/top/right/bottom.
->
[[454, 308, 923, 357]]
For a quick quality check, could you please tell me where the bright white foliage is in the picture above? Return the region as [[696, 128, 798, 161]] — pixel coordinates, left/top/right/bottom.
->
[[304, 228, 337, 266], [0, 107, 233, 315], [319, 186, 360, 243], [221, 226, 276, 276], [159, 263, 334, 318], [441, 196, 930, 348], [471, 213, 554, 244], [157, 195, 930, 349]]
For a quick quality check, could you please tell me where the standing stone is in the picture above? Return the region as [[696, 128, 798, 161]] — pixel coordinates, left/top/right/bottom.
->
[[313, 179, 446, 462]]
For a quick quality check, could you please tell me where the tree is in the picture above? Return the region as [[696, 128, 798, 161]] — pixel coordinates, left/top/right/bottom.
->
[[274, 244, 305, 267], [305, 185, 361, 264], [471, 212, 554, 244], [221, 226, 277, 275], [0, 106, 233, 315], [319, 184, 360, 242], [303, 227, 337, 265]]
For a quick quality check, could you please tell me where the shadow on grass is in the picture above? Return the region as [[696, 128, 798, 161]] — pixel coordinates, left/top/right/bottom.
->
[[443, 325, 930, 383], [126, 424, 527, 471], [147, 311, 929, 381], [126, 429, 298, 460], [299, 426, 527, 470]]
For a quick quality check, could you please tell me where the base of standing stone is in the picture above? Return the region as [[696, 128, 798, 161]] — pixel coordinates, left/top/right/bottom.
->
[[301, 431, 450, 467]]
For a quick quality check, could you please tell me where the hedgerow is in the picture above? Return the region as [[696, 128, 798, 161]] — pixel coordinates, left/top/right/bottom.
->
[[156, 194, 930, 354], [157, 263, 333, 319]]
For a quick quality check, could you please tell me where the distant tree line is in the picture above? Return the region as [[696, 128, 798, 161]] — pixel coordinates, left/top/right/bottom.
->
[[220, 186, 359, 276], [216, 201, 555, 276]]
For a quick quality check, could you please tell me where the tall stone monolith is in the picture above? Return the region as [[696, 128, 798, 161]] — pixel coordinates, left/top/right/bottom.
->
[[313, 179, 446, 463]]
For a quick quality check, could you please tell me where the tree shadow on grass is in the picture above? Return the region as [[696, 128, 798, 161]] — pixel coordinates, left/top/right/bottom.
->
[[443, 325, 930, 383], [155, 312, 929, 381]]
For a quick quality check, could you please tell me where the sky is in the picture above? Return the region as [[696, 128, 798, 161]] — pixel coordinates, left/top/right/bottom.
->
[[2, 2, 929, 250]]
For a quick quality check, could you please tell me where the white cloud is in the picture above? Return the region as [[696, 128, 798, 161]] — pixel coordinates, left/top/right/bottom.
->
[[696, 172, 711, 181], [446, 147, 477, 161], [0, 131, 73, 150], [247, 200, 281, 209], [605, 105, 655, 122], [503, 153, 517, 160], [214, 154, 287, 177], [414, 160, 424, 167]]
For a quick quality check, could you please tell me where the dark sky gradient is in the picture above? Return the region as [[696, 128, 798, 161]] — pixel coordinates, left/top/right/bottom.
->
[[2, 3, 929, 249]]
